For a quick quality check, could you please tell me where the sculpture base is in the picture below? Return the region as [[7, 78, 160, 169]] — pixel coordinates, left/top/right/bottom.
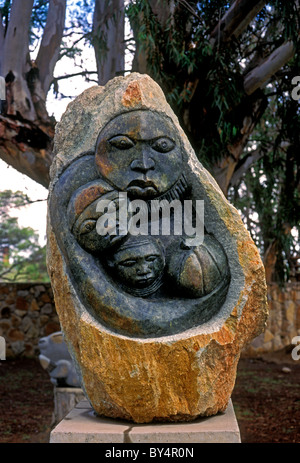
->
[[49, 399, 241, 443], [52, 387, 85, 425]]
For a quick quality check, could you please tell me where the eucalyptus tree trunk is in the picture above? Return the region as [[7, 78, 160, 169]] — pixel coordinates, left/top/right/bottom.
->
[[92, 0, 125, 85], [0, 0, 66, 188], [1, 0, 36, 121], [36, 0, 67, 97]]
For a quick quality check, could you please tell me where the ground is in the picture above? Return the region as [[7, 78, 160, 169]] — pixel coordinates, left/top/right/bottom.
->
[[0, 349, 299, 443], [0, 357, 54, 443], [232, 349, 300, 443]]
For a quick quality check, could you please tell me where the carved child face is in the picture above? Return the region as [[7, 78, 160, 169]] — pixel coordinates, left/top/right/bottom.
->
[[109, 238, 165, 289], [95, 110, 183, 198]]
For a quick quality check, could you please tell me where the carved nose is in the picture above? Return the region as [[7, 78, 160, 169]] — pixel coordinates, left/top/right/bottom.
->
[[136, 263, 151, 275], [130, 154, 155, 174]]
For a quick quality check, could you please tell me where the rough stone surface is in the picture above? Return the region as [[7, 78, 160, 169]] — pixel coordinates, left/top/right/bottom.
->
[[47, 73, 268, 423], [50, 399, 241, 443]]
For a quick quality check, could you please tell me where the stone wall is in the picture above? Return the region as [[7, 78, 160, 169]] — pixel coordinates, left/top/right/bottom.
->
[[0, 283, 60, 357], [0, 282, 299, 358], [244, 282, 300, 356]]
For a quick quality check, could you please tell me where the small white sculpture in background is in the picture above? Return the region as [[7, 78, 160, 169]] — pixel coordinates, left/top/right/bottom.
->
[[38, 331, 80, 387]]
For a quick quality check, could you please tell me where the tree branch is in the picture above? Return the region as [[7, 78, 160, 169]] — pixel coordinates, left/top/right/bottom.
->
[[0, 259, 34, 279], [177, 0, 203, 23], [210, 0, 267, 45], [36, 0, 67, 95], [10, 198, 47, 207], [230, 148, 264, 187], [211, 92, 268, 195], [0, 114, 53, 188], [54, 70, 98, 82], [58, 33, 89, 60], [244, 41, 295, 95]]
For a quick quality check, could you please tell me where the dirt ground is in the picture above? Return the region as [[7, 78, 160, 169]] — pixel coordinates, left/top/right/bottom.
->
[[0, 357, 54, 443], [232, 349, 300, 443], [0, 349, 299, 443]]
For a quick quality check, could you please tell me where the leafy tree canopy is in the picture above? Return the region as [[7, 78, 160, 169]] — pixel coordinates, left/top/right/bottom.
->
[[0, 190, 49, 282]]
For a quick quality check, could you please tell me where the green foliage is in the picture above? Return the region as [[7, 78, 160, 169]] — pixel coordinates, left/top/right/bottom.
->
[[228, 70, 300, 282], [270, 0, 300, 44], [126, 0, 248, 166], [0, 190, 49, 282], [126, 0, 299, 163]]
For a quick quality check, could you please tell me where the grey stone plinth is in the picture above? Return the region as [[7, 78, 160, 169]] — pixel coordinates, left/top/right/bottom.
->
[[52, 387, 85, 425], [50, 399, 241, 443]]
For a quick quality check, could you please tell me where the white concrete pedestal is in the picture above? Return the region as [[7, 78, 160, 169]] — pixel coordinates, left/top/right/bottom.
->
[[50, 399, 241, 443], [52, 387, 85, 425]]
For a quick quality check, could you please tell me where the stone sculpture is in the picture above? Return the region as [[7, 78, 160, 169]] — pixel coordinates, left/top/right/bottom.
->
[[47, 73, 268, 423]]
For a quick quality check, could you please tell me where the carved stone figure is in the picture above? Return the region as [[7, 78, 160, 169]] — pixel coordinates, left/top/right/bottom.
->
[[106, 235, 165, 297], [50, 105, 230, 337], [47, 73, 268, 423]]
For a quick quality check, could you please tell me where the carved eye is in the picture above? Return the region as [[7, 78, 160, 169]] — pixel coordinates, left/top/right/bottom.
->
[[151, 137, 175, 153], [145, 255, 158, 263], [119, 260, 137, 267], [78, 219, 96, 235], [109, 135, 135, 150]]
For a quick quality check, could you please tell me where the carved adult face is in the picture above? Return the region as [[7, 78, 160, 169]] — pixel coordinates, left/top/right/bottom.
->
[[109, 238, 165, 289], [95, 110, 183, 198]]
